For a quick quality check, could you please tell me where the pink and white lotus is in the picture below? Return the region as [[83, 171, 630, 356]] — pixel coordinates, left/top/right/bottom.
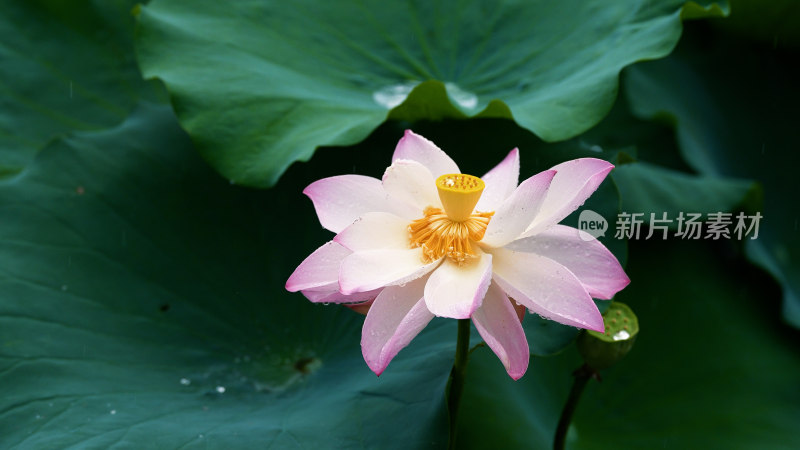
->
[[286, 131, 629, 379]]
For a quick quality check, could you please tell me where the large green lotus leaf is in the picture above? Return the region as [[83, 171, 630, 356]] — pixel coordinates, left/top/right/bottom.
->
[[0, 103, 461, 448], [458, 238, 800, 448], [624, 24, 800, 327], [135, 0, 728, 187], [0, 0, 164, 174]]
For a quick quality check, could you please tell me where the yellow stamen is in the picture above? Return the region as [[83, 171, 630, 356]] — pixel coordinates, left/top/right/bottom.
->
[[408, 207, 494, 265], [407, 173, 493, 265], [436, 174, 485, 222]]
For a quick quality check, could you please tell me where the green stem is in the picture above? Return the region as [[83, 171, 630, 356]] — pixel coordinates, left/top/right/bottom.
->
[[553, 364, 595, 450], [447, 319, 471, 450]]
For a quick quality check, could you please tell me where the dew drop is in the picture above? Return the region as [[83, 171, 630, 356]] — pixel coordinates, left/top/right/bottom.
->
[[373, 81, 419, 108], [612, 330, 630, 341], [215, 386, 226, 394], [109, 410, 116, 415], [180, 378, 191, 386], [444, 82, 478, 109]]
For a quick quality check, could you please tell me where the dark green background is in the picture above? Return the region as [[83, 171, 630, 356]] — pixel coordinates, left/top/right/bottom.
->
[[1, 0, 798, 448]]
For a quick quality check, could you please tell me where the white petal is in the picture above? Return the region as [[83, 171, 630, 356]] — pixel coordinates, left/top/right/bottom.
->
[[304, 175, 417, 233], [472, 282, 530, 380], [339, 248, 440, 294], [334, 212, 410, 252], [392, 130, 459, 177], [481, 170, 556, 248], [491, 247, 604, 332], [361, 277, 434, 376], [424, 248, 492, 319], [382, 159, 442, 211], [524, 158, 614, 237], [476, 148, 520, 212], [286, 241, 349, 292], [506, 225, 630, 299]]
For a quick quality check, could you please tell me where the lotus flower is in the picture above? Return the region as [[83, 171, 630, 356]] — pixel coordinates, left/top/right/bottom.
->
[[286, 131, 629, 379]]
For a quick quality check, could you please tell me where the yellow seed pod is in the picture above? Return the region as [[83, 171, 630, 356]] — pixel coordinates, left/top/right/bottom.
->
[[436, 174, 485, 222]]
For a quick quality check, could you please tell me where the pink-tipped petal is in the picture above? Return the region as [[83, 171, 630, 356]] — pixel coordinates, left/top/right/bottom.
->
[[423, 249, 492, 319], [334, 212, 410, 252], [392, 130, 460, 177], [524, 158, 614, 237], [361, 277, 434, 375], [304, 175, 416, 233], [476, 148, 520, 212], [507, 225, 630, 299], [382, 159, 441, 211], [301, 285, 381, 304], [471, 283, 530, 380], [491, 248, 604, 332], [480, 170, 556, 248], [286, 241, 350, 292], [339, 248, 440, 294]]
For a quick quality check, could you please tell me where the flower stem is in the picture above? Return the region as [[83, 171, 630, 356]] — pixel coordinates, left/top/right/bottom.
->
[[553, 364, 597, 450], [447, 318, 471, 450]]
